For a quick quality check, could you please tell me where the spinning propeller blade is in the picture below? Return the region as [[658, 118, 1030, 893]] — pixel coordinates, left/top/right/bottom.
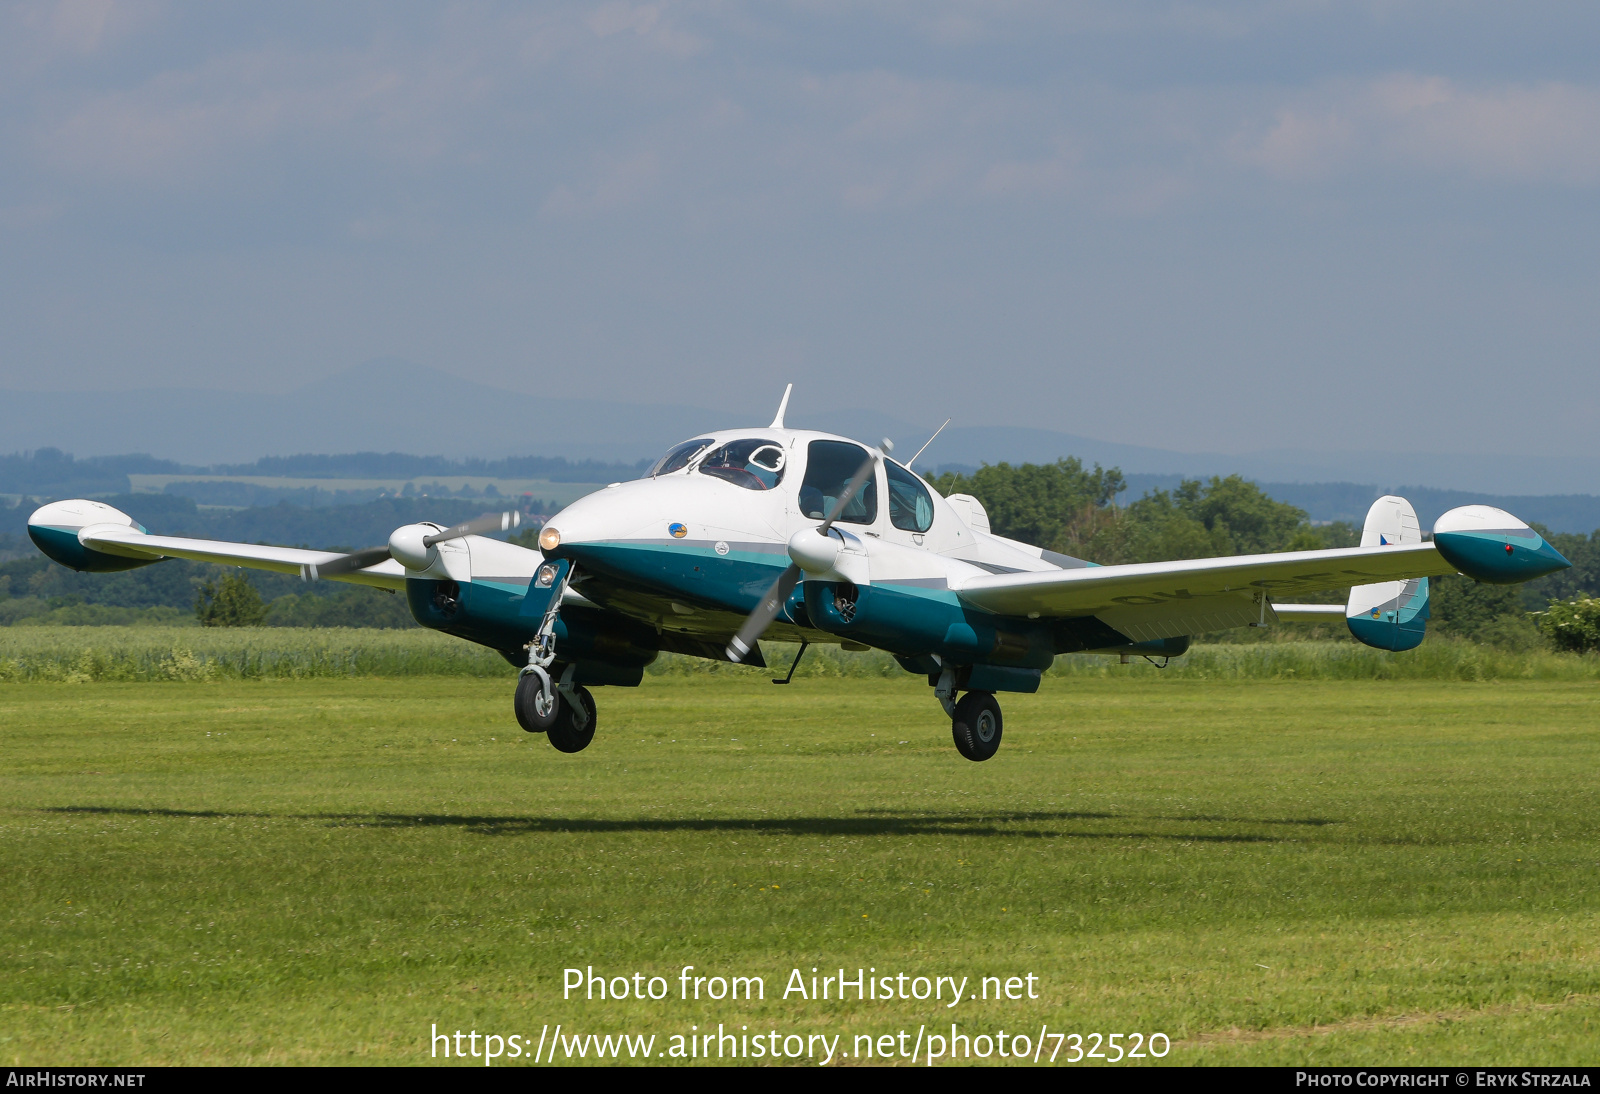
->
[[726, 563, 802, 663], [302, 511, 522, 581], [302, 544, 394, 582], [725, 441, 889, 662], [422, 511, 521, 547]]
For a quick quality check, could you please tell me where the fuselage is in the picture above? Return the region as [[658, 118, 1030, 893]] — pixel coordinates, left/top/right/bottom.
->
[[97, 426, 1178, 674], [516, 428, 1173, 674]]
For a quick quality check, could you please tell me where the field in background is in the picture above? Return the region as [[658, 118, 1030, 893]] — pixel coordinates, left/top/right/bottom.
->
[[126, 474, 609, 509], [1, 627, 1597, 683], [2, 667, 1597, 1065]]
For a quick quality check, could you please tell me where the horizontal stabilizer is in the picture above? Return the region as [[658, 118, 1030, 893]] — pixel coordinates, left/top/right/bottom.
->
[[1274, 604, 1344, 622]]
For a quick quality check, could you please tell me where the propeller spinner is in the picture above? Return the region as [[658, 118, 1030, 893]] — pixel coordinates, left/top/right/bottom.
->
[[302, 511, 523, 581]]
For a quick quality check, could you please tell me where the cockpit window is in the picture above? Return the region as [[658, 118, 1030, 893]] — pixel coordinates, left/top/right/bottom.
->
[[698, 438, 787, 491], [800, 440, 878, 524], [650, 438, 713, 477], [886, 459, 935, 533]]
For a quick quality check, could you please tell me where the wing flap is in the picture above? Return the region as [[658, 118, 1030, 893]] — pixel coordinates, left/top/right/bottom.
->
[[955, 542, 1456, 620], [1098, 592, 1270, 641], [77, 525, 407, 590]]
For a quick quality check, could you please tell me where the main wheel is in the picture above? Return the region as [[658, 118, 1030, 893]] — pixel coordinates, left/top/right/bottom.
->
[[951, 691, 1002, 762], [514, 671, 559, 733], [546, 685, 597, 754]]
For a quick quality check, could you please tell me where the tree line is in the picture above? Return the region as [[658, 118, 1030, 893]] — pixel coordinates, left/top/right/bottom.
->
[[2, 456, 1596, 649], [932, 458, 1600, 651]]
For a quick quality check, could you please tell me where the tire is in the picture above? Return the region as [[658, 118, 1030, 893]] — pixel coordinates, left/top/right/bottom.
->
[[514, 671, 559, 733], [951, 691, 1002, 762], [546, 686, 597, 754]]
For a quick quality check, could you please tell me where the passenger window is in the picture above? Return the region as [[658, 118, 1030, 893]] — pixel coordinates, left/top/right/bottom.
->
[[698, 438, 787, 491], [886, 460, 934, 533], [651, 438, 713, 477], [799, 440, 878, 525]]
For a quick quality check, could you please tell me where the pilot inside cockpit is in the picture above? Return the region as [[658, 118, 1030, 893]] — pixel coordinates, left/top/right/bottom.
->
[[697, 438, 787, 491]]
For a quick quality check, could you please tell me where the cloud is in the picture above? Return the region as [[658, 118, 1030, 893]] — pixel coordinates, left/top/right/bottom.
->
[[541, 150, 662, 218], [1238, 75, 1600, 186], [585, 2, 706, 56], [38, 46, 450, 186], [979, 137, 1077, 197]]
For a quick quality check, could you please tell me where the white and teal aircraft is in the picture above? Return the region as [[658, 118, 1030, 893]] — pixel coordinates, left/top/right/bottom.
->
[[27, 386, 1571, 761]]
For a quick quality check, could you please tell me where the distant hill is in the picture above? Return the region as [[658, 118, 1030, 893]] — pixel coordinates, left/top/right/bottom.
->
[[0, 448, 645, 498], [3, 358, 1598, 494], [8, 450, 1600, 538]]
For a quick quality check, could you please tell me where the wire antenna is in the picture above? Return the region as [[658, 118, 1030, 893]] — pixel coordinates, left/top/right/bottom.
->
[[905, 418, 951, 470]]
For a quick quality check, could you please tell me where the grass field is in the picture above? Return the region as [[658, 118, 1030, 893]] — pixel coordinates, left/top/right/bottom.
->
[[3, 667, 1599, 1066]]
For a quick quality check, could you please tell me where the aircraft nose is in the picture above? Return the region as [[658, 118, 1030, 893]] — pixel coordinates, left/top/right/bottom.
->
[[535, 484, 641, 561]]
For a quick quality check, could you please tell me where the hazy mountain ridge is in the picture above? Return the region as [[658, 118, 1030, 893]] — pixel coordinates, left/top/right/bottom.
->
[[7, 451, 1600, 536], [4, 360, 1598, 495]]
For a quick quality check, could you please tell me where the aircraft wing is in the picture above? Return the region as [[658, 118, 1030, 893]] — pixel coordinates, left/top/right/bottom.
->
[[953, 543, 1459, 642], [76, 524, 407, 590]]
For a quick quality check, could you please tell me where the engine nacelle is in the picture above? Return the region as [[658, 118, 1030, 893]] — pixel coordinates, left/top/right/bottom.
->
[[803, 579, 1053, 670]]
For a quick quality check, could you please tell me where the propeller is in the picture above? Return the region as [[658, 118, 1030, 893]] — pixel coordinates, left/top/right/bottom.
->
[[726, 440, 889, 663], [302, 511, 523, 581]]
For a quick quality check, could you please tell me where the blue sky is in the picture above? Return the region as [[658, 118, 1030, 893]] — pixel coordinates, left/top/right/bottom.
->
[[2, 2, 1597, 462]]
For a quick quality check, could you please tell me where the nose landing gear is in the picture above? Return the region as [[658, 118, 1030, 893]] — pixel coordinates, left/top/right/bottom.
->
[[516, 561, 598, 754], [515, 666, 598, 752]]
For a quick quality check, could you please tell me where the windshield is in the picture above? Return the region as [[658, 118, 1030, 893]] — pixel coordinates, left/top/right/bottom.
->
[[800, 440, 877, 524], [698, 438, 787, 491], [650, 438, 713, 477]]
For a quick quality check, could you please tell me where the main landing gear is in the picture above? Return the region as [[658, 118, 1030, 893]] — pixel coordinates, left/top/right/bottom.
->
[[935, 668, 1003, 762]]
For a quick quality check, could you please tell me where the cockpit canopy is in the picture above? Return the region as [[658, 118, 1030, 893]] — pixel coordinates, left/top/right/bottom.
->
[[646, 433, 934, 529], [699, 438, 786, 491], [649, 438, 713, 477], [649, 436, 788, 491]]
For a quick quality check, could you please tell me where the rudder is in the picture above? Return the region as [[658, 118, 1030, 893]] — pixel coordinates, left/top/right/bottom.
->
[[1345, 495, 1429, 651]]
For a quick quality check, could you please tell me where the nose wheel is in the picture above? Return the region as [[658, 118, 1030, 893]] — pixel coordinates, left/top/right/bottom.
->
[[950, 690, 1002, 762], [515, 665, 598, 753]]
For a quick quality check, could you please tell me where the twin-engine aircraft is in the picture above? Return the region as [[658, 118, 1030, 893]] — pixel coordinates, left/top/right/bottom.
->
[[29, 386, 1571, 761]]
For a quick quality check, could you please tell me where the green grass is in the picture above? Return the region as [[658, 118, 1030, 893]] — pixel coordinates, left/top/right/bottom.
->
[[3, 626, 1598, 683], [2, 671, 1598, 1066], [0, 626, 514, 680]]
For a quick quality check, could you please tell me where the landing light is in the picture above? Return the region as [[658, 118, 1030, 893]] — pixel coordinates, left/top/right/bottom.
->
[[539, 527, 561, 552]]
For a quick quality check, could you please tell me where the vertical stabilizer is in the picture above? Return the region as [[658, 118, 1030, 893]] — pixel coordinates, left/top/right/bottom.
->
[[1346, 495, 1430, 651]]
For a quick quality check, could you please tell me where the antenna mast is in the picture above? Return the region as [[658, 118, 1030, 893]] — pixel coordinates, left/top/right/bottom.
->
[[769, 383, 793, 428], [906, 418, 951, 470]]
